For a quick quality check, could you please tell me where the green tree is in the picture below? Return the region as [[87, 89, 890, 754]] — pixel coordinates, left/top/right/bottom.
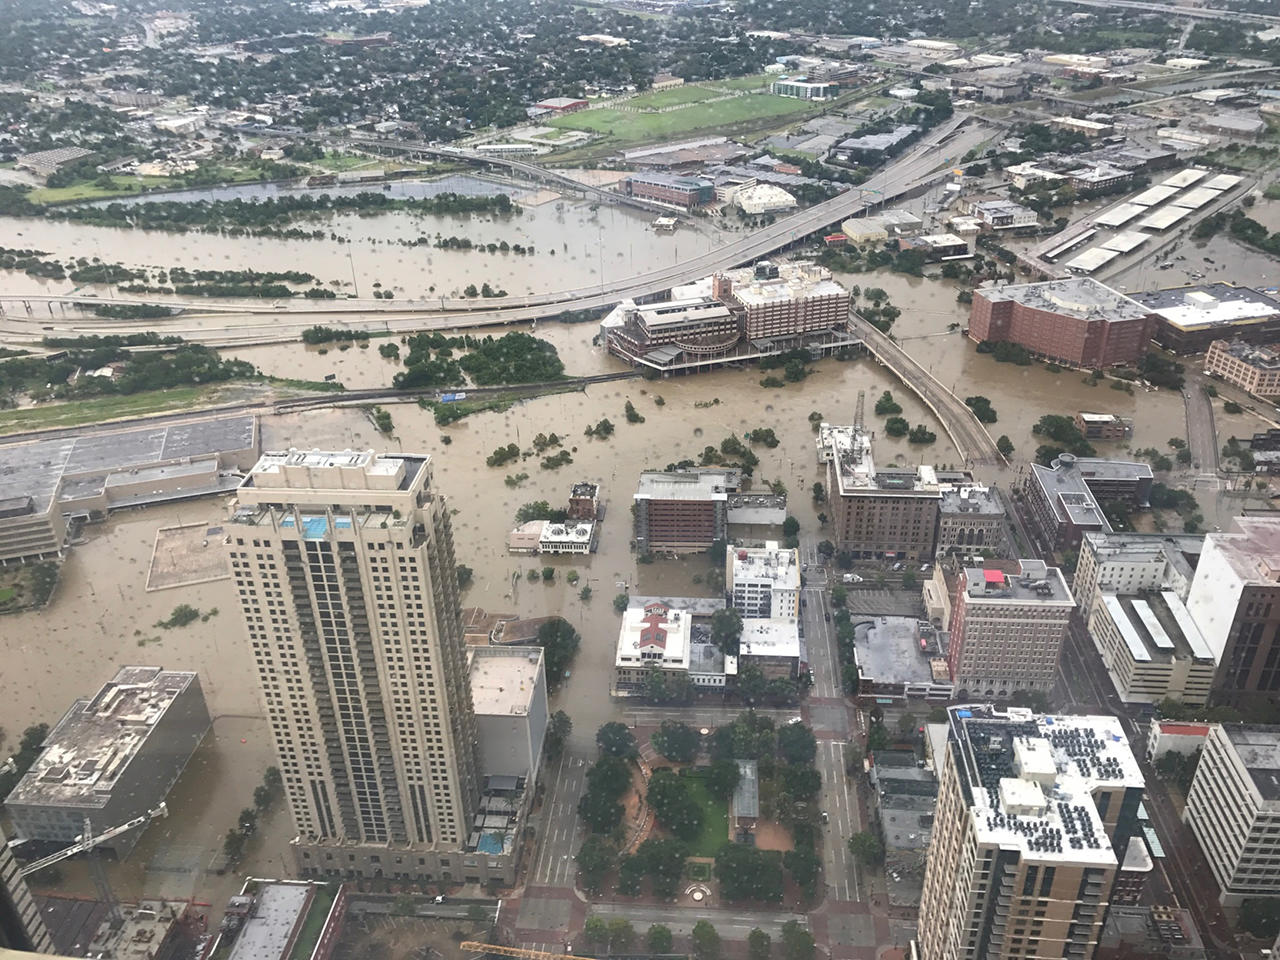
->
[[997, 435, 1015, 457], [777, 722, 817, 765], [707, 757, 742, 799], [584, 916, 610, 946], [614, 593, 630, 613], [1241, 898, 1280, 939], [898, 712, 919, 739], [885, 416, 909, 437], [634, 836, 688, 898], [692, 920, 722, 960], [748, 928, 773, 960], [579, 585, 593, 602], [597, 721, 638, 758], [811, 482, 826, 503], [782, 516, 800, 538], [578, 788, 625, 834], [545, 710, 573, 760], [608, 918, 636, 951], [536, 618, 581, 684], [223, 828, 246, 862], [780, 921, 816, 960], [831, 585, 847, 607], [784, 845, 821, 893], [874, 390, 902, 416], [577, 835, 617, 894], [848, 831, 885, 866], [646, 769, 704, 842], [647, 925, 674, 954], [652, 720, 700, 763], [710, 607, 744, 656], [456, 565, 473, 588], [715, 843, 784, 902]]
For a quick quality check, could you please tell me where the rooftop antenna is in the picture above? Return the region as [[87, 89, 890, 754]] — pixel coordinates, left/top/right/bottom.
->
[[854, 389, 866, 434]]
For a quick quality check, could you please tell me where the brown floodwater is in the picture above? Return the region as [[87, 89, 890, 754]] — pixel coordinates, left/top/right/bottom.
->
[[2, 197, 727, 302], [4, 318, 1259, 910]]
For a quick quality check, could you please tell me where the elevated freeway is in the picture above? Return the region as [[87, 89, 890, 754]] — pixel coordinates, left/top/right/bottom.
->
[[852, 315, 1004, 466], [0, 115, 982, 348], [1050, 0, 1280, 24]]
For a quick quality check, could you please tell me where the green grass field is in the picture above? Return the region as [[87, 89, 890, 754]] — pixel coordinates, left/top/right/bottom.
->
[[549, 93, 819, 145], [313, 151, 381, 172], [29, 175, 173, 205], [683, 773, 730, 858], [288, 884, 339, 960], [712, 73, 772, 91], [0, 385, 225, 435], [632, 85, 721, 108]]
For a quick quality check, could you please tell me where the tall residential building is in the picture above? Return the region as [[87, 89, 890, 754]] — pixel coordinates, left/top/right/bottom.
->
[[229, 449, 484, 882], [825, 423, 941, 560], [1183, 724, 1280, 905], [919, 705, 1145, 960], [726, 541, 801, 618], [633, 470, 729, 554], [968, 278, 1154, 369], [947, 561, 1075, 696], [1185, 517, 1280, 707], [0, 836, 52, 954]]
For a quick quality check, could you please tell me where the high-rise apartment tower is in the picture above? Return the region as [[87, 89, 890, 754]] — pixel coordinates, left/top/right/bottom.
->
[[228, 449, 479, 879], [919, 705, 1145, 960]]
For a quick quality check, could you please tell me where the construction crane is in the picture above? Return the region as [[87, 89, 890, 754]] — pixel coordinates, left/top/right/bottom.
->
[[460, 943, 598, 960], [19, 804, 168, 927]]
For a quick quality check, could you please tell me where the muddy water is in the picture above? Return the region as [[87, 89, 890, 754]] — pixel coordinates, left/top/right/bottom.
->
[[2, 197, 726, 301], [1, 501, 294, 905], [223, 317, 630, 387]]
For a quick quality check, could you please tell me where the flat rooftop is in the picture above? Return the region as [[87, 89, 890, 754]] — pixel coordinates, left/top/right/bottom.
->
[[1213, 339, 1280, 369], [963, 560, 1072, 603], [226, 883, 313, 960], [824, 423, 940, 498], [1100, 590, 1214, 663], [241, 448, 425, 492], [8, 667, 201, 809], [467, 647, 543, 717], [1200, 516, 1280, 584], [854, 617, 943, 685], [738, 617, 801, 658], [0, 415, 256, 515], [723, 261, 848, 308], [947, 705, 1144, 864], [635, 470, 731, 502], [1222, 726, 1280, 802], [940, 484, 1003, 516], [838, 123, 919, 152], [732, 542, 800, 589], [1131, 283, 1280, 330], [979, 277, 1147, 322], [1082, 531, 1203, 583]]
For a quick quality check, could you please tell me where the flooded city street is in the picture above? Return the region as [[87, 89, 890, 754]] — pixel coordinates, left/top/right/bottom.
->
[[2, 175, 1275, 917]]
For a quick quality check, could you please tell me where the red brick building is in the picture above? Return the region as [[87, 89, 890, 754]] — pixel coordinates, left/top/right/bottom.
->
[[969, 278, 1154, 368]]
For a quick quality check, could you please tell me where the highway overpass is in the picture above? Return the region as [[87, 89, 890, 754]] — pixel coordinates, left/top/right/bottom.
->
[[0, 115, 983, 347]]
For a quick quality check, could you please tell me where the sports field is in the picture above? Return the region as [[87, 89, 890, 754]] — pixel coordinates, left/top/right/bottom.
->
[[635, 85, 722, 108], [548, 92, 820, 146]]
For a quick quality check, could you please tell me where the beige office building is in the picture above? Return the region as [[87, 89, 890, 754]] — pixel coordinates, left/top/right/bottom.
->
[[228, 450, 491, 883], [948, 561, 1075, 696], [919, 705, 1145, 960]]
